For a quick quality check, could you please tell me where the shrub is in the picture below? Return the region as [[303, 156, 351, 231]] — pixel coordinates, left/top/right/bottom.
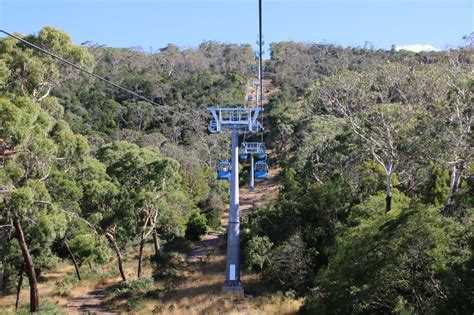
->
[[243, 236, 273, 271], [200, 191, 224, 230], [19, 301, 66, 315], [110, 277, 154, 302], [263, 233, 313, 293], [304, 203, 472, 314], [202, 206, 223, 230], [53, 275, 80, 297], [185, 211, 208, 241]]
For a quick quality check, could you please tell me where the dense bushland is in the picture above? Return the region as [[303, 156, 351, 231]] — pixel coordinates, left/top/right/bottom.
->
[[0, 27, 472, 313], [243, 41, 473, 314], [0, 27, 248, 311]]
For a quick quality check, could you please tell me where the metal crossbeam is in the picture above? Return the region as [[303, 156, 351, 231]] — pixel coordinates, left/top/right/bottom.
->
[[241, 142, 265, 154], [208, 107, 261, 133]]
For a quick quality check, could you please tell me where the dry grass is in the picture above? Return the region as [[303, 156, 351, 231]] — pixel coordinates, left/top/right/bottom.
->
[[139, 250, 302, 315], [0, 265, 75, 313], [0, 238, 301, 314]]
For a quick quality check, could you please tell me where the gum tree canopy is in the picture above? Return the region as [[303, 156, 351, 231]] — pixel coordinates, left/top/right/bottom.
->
[[0, 26, 94, 312], [0, 95, 90, 312]]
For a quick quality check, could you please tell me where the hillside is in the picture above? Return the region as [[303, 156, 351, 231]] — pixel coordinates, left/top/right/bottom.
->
[[0, 27, 473, 314]]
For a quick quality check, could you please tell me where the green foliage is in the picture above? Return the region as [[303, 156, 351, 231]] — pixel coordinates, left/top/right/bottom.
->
[[437, 233, 474, 314], [155, 190, 192, 240], [0, 26, 94, 99], [46, 170, 83, 213], [201, 205, 223, 230], [243, 43, 473, 313], [95, 140, 190, 261], [0, 93, 78, 288], [241, 204, 300, 247], [349, 189, 410, 225], [40, 96, 64, 119], [8, 187, 34, 215], [304, 203, 471, 314], [54, 275, 80, 297], [302, 172, 353, 221], [199, 191, 224, 230], [0, 97, 36, 146], [2, 241, 23, 293], [296, 173, 354, 269], [68, 231, 111, 265], [419, 162, 451, 206], [19, 300, 66, 315], [110, 277, 154, 301], [181, 166, 210, 204], [264, 234, 313, 293], [243, 236, 273, 271], [0, 58, 10, 87], [354, 160, 387, 200], [242, 173, 353, 291], [185, 211, 208, 241], [1, 26, 472, 313], [0, 29, 105, 307], [109, 277, 161, 311]]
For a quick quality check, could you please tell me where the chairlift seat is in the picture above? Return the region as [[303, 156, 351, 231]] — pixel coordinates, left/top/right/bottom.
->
[[217, 160, 231, 180], [255, 161, 269, 179], [208, 119, 219, 133]]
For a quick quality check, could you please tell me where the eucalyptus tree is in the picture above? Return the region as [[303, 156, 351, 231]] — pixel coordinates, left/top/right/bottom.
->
[[291, 115, 350, 184], [438, 70, 473, 215], [0, 26, 99, 311], [0, 26, 94, 101], [46, 164, 113, 281], [45, 170, 83, 280], [72, 155, 126, 280], [308, 64, 432, 211], [0, 95, 89, 312], [97, 141, 188, 279]]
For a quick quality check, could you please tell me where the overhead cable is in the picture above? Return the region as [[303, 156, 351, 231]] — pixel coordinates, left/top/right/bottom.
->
[[0, 29, 191, 119]]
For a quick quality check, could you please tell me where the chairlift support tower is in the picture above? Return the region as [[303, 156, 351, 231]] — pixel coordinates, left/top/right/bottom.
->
[[208, 107, 261, 293], [250, 80, 261, 192], [241, 141, 267, 191]]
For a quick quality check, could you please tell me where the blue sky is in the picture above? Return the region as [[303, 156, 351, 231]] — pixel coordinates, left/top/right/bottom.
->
[[0, 0, 472, 53]]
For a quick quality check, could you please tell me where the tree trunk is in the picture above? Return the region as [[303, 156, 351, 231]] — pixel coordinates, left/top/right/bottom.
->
[[137, 235, 145, 279], [13, 216, 39, 313], [105, 233, 127, 282], [0, 231, 7, 294], [385, 170, 393, 212], [15, 266, 24, 311], [385, 194, 392, 212], [152, 229, 161, 256], [63, 240, 81, 281], [444, 164, 462, 216]]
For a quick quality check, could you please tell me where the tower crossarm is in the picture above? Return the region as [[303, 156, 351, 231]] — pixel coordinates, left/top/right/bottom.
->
[[241, 142, 265, 154], [207, 107, 261, 133]]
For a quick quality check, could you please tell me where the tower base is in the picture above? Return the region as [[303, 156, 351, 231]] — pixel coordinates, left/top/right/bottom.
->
[[222, 280, 244, 294]]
